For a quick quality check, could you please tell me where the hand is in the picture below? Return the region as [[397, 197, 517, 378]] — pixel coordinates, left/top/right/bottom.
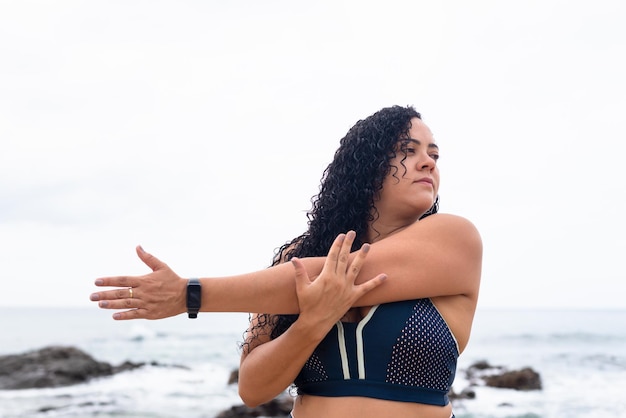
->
[[292, 231, 387, 337], [90, 246, 187, 320]]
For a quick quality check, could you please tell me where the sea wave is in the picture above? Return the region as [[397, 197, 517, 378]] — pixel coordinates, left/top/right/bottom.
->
[[483, 331, 626, 343]]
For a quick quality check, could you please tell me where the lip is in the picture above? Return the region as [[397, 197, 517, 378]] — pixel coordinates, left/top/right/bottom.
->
[[415, 177, 434, 186]]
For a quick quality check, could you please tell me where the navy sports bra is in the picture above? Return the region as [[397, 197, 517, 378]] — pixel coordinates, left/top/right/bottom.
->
[[293, 298, 459, 406]]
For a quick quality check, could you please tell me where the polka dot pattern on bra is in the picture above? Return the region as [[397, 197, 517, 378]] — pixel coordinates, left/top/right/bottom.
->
[[385, 299, 456, 391], [300, 352, 328, 383]]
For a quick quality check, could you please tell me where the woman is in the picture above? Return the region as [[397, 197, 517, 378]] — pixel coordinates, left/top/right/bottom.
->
[[91, 105, 482, 418]]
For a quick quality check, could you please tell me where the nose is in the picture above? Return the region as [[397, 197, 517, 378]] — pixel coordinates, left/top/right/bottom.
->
[[417, 151, 437, 171]]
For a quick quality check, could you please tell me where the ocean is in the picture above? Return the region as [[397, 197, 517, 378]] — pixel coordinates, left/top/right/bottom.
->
[[0, 307, 624, 418]]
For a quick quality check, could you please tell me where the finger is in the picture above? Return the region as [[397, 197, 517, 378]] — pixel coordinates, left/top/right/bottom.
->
[[90, 287, 136, 302], [354, 273, 388, 297], [337, 230, 356, 274], [323, 233, 346, 275], [136, 245, 168, 272], [93, 276, 140, 289], [91, 245, 162, 289], [347, 243, 370, 282], [97, 296, 140, 310], [292, 257, 311, 290], [112, 309, 146, 321]]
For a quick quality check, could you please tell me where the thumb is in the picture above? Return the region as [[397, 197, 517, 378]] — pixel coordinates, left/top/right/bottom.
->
[[136, 245, 168, 272]]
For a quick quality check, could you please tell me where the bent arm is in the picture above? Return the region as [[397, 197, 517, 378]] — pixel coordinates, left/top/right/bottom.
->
[[238, 316, 323, 406], [92, 213, 481, 319], [238, 233, 383, 405], [203, 213, 481, 312]]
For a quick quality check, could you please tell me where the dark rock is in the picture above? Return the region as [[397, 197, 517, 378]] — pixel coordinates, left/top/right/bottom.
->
[[0, 346, 144, 390], [465, 361, 541, 390], [466, 360, 506, 376], [227, 368, 239, 385], [484, 367, 542, 390], [468, 360, 493, 370], [448, 360, 542, 407], [448, 386, 476, 400], [462, 360, 501, 388], [37, 406, 61, 413], [113, 360, 146, 374], [37, 400, 114, 414], [216, 395, 293, 418]]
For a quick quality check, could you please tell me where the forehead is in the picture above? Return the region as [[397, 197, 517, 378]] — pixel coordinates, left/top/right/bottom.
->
[[401, 118, 437, 147]]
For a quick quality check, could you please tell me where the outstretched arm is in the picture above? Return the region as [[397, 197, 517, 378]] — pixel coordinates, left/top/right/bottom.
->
[[90, 247, 326, 319]]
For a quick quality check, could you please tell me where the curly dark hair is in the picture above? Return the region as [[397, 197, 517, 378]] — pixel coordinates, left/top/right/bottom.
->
[[243, 105, 439, 347]]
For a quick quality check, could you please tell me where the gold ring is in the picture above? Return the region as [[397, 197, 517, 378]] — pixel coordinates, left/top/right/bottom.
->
[[128, 287, 134, 299]]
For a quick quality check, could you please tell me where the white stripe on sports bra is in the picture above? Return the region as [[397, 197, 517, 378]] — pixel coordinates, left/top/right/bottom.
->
[[356, 305, 379, 379], [336, 322, 350, 379]]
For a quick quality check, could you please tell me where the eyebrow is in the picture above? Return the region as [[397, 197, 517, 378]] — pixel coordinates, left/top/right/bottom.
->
[[405, 138, 439, 150]]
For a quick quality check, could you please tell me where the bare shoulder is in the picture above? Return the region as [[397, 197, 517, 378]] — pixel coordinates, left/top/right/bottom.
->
[[357, 212, 482, 305], [405, 213, 482, 293], [409, 213, 482, 248], [418, 212, 479, 230], [374, 213, 482, 260]]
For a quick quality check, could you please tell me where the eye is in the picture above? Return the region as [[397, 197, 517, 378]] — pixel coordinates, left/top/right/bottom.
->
[[399, 142, 415, 154], [429, 153, 440, 161]]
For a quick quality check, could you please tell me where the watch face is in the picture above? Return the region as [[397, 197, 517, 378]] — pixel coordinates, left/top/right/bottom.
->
[[187, 289, 201, 308], [187, 280, 202, 310]]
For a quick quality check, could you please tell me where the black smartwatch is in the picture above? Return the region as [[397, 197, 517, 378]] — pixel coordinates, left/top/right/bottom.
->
[[186, 278, 202, 319]]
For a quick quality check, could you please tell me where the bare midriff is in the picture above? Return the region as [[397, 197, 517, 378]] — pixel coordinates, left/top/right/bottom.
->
[[291, 395, 453, 418]]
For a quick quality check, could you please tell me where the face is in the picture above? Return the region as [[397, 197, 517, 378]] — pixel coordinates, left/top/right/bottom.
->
[[374, 117, 440, 224]]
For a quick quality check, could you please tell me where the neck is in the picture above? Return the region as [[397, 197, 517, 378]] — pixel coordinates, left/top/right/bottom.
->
[[366, 220, 416, 243]]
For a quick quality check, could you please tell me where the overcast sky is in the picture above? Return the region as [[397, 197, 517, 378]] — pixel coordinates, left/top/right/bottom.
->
[[1, 0, 624, 310]]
